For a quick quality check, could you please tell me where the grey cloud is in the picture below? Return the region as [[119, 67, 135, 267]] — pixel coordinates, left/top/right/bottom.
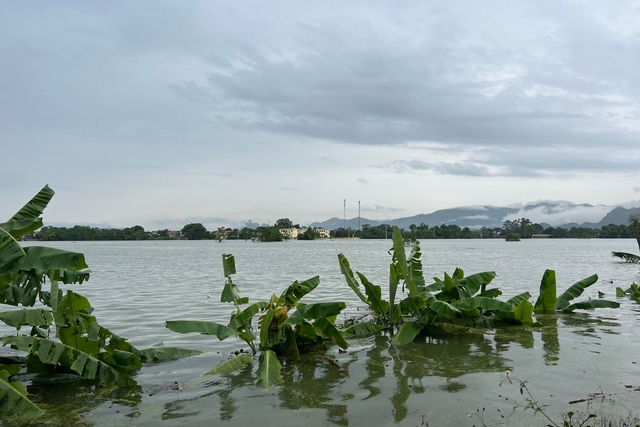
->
[[357, 177, 369, 185], [362, 204, 403, 213], [634, 187, 640, 193], [278, 186, 302, 191], [378, 160, 499, 177]]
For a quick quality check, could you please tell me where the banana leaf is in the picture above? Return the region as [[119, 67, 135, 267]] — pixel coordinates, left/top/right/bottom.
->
[[340, 322, 384, 338], [390, 322, 421, 346], [616, 287, 627, 297], [204, 355, 253, 376], [285, 302, 346, 325], [165, 320, 237, 340], [554, 274, 598, 311], [392, 226, 417, 296], [389, 263, 399, 322], [0, 219, 44, 241], [228, 301, 269, 330], [398, 296, 427, 315], [512, 300, 534, 324], [456, 271, 497, 296], [0, 309, 53, 330], [313, 317, 348, 349], [611, 251, 640, 263], [0, 228, 25, 274], [534, 269, 556, 313], [13, 246, 88, 273], [259, 308, 276, 348], [562, 300, 620, 312], [407, 243, 425, 288], [452, 268, 464, 280], [507, 292, 532, 307], [357, 272, 389, 317], [277, 276, 320, 306], [454, 297, 513, 313], [7, 185, 54, 223], [47, 268, 91, 284], [222, 253, 236, 277], [0, 371, 43, 421], [97, 349, 142, 372], [3, 336, 136, 387], [478, 288, 502, 298], [139, 344, 203, 363], [220, 277, 248, 306], [426, 296, 460, 319], [255, 350, 282, 388], [337, 254, 368, 304]]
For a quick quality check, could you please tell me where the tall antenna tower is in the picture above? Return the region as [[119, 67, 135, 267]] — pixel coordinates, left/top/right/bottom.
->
[[343, 199, 346, 231], [358, 201, 361, 231]]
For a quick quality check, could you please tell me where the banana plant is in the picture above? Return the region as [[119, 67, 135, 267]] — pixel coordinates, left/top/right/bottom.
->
[[534, 269, 620, 313], [166, 253, 349, 388], [339, 226, 540, 346], [616, 283, 640, 300], [0, 186, 199, 421]]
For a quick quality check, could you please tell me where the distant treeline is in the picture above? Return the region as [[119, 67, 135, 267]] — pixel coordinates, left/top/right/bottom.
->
[[32, 218, 637, 241]]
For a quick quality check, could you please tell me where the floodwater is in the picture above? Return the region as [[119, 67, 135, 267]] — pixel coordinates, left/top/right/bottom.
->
[[8, 238, 640, 426]]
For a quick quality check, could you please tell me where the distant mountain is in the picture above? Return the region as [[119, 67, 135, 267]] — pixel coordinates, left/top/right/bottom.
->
[[311, 201, 640, 231], [595, 206, 640, 227]]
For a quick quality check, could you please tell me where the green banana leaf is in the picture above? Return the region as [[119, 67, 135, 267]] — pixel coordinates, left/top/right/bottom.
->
[[554, 274, 598, 311], [228, 301, 269, 330], [456, 271, 497, 296], [340, 322, 384, 338], [452, 268, 464, 280], [47, 268, 91, 284], [285, 302, 346, 325], [513, 300, 534, 324], [390, 322, 421, 346], [507, 292, 532, 306], [0, 219, 44, 241], [389, 263, 399, 322], [139, 344, 203, 363], [255, 350, 282, 388], [3, 336, 136, 387], [313, 317, 349, 349], [277, 276, 320, 306], [204, 355, 253, 376], [220, 277, 248, 306], [534, 269, 557, 313], [562, 300, 620, 312], [259, 308, 276, 348], [398, 296, 427, 315], [357, 272, 389, 317], [616, 287, 627, 297], [97, 349, 142, 372], [13, 246, 88, 273], [0, 309, 53, 330], [0, 228, 25, 274], [165, 320, 237, 340], [222, 253, 236, 277], [337, 254, 368, 304], [426, 297, 460, 319], [391, 227, 417, 296], [407, 243, 425, 288], [454, 297, 513, 313], [7, 185, 54, 223], [0, 371, 43, 421], [478, 288, 502, 298]]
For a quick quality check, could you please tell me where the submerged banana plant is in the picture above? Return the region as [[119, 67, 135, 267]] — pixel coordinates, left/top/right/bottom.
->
[[0, 186, 198, 422], [166, 253, 349, 388]]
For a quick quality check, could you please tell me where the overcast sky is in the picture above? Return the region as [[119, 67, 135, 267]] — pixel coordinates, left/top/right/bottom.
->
[[2, 1, 640, 230]]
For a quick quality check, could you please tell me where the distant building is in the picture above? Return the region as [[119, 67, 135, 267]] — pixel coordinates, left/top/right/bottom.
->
[[279, 227, 331, 239]]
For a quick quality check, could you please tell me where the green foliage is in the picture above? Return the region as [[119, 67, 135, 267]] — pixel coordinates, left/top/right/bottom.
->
[[0, 186, 199, 422], [253, 226, 283, 242], [505, 233, 521, 241], [204, 355, 254, 376], [181, 223, 210, 240], [166, 253, 349, 387]]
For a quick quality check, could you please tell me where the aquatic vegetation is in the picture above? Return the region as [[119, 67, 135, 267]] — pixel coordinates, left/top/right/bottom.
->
[[338, 226, 620, 346], [616, 283, 640, 301], [166, 253, 351, 387], [0, 186, 198, 422]]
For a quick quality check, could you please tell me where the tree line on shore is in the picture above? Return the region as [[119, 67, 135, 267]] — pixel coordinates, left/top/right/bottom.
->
[[31, 217, 638, 241]]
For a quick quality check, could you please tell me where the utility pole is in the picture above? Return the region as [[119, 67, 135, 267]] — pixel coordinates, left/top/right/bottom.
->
[[358, 201, 361, 232], [343, 199, 347, 237]]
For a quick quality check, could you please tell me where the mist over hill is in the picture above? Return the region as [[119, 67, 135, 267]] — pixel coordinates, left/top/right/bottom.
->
[[310, 202, 640, 231]]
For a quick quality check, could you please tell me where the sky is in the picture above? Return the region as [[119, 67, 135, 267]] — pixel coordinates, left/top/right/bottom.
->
[[2, 1, 640, 230]]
